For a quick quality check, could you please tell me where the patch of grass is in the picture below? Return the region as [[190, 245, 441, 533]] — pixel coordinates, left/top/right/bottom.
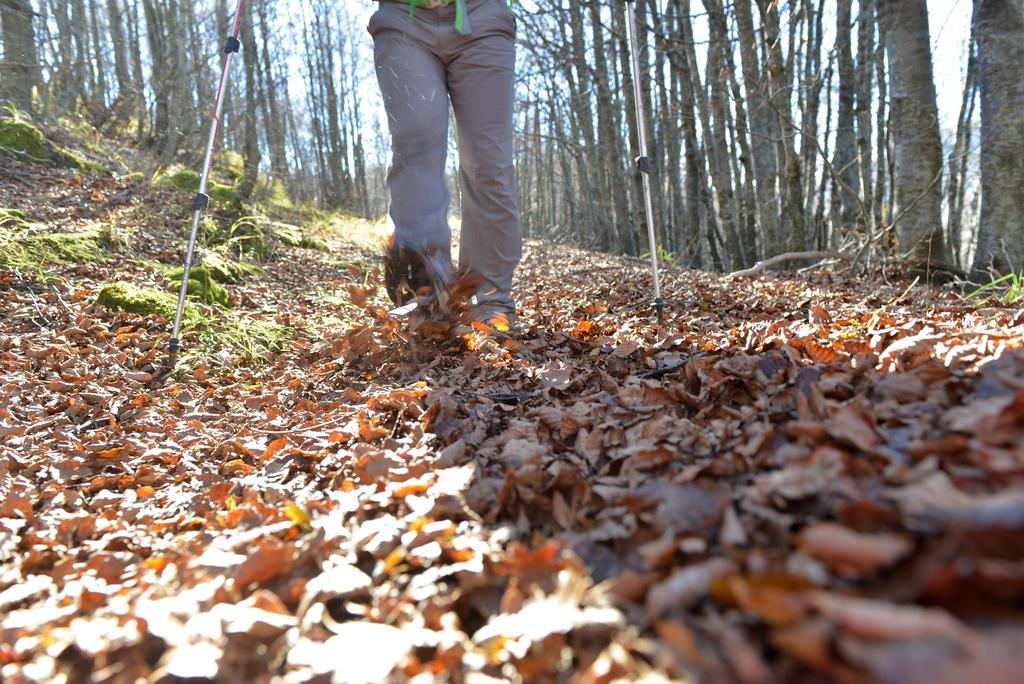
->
[[217, 215, 269, 258], [151, 250, 262, 308], [309, 213, 390, 252], [269, 221, 329, 251], [194, 314, 292, 365], [640, 245, 681, 268], [968, 272, 1024, 305], [209, 215, 329, 259]]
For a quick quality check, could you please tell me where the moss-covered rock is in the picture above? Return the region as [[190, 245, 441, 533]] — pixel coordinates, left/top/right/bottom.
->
[[96, 282, 199, 322], [165, 167, 200, 192], [201, 250, 262, 283], [0, 118, 50, 160], [160, 166, 242, 217], [1, 223, 110, 277], [30, 228, 108, 264], [0, 117, 94, 171], [166, 265, 231, 308]]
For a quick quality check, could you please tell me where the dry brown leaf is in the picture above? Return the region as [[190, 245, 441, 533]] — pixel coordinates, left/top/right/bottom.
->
[[798, 522, 912, 576]]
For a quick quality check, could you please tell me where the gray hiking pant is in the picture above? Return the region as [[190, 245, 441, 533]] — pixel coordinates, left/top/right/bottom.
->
[[368, 0, 521, 315]]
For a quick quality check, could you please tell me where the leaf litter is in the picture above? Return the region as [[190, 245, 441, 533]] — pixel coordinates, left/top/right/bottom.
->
[[2, 167, 1024, 682]]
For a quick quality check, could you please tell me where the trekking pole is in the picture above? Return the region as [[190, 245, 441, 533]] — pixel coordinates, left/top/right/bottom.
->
[[169, 0, 248, 356], [624, 0, 666, 324]]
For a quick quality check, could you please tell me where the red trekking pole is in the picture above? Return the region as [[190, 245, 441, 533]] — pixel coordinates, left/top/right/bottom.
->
[[169, 0, 248, 356]]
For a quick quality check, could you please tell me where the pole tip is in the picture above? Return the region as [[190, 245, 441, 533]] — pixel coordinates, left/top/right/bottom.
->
[[169, 338, 180, 354], [654, 298, 666, 325]]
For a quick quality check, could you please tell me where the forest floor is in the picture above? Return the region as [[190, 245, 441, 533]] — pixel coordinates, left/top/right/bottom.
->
[[2, 152, 1024, 684]]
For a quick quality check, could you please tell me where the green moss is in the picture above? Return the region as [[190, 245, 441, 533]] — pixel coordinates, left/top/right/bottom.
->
[[202, 251, 262, 283], [0, 215, 34, 274], [208, 182, 242, 215], [123, 171, 145, 184], [1, 223, 109, 279], [0, 208, 26, 222], [166, 266, 231, 308], [208, 183, 236, 203], [159, 166, 241, 218], [64, 150, 106, 175], [163, 167, 200, 192], [30, 228, 108, 264], [96, 282, 199, 323]]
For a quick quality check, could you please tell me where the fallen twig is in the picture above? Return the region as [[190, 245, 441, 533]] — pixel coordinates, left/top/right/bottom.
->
[[637, 351, 710, 379], [730, 251, 853, 277]]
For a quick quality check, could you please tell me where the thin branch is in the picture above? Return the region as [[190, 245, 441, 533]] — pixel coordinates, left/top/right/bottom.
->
[[730, 250, 852, 277]]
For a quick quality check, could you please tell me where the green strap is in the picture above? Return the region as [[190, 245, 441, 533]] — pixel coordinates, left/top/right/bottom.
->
[[454, 0, 467, 34], [406, 0, 512, 34]]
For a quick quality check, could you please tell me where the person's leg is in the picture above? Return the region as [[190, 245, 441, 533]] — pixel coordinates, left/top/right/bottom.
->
[[369, 5, 453, 282], [445, 0, 521, 317]]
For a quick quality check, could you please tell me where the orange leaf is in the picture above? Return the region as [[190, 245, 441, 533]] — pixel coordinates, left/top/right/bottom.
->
[[393, 480, 432, 498], [223, 459, 255, 477], [262, 437, 290, 461], [233, 542, 295, 589], [144, 556, 170, 572], [810, 305, 834, 324]]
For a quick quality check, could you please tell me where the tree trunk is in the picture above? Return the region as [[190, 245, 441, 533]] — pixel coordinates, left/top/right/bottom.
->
[[238, 0, 261, 201], [590, 2, 628, 253], [105, 0, 132, 105], [855, 0, 876, 235], [734, 0, 782, 257], [971, 0, 1024, 278], [257, 1, 288, 180], [142, 0, 170, 150], [87, 0, 107, 109], [758, 0, 806, 252], [877, 0, 949, 270], [833, 0, 860, 234], [0, 0, 40, 111], [947, 6, 978, 270]]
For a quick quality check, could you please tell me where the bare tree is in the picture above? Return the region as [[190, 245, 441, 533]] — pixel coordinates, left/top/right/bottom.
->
[[877, 0, 950, 270], [0, 0, 40, 111], [971, 0, 1024, 278]]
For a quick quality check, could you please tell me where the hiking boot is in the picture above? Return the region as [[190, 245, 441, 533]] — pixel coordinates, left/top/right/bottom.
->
[[384, 241, 433, 306], [475, 307, 518, 335]]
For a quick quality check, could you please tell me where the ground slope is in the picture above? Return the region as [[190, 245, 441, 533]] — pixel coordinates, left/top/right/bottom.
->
[[2, 156, 1024, 683]]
